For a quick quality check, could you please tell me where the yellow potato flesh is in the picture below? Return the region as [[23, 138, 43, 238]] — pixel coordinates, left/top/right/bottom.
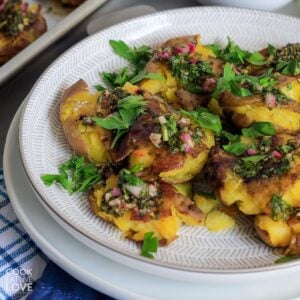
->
[[279, 79, 300, 103], [220, 170, 266, 215], [159, 129, 215, 183], [205, 209, 235, 232], [255, 215, 292, 247], [230, 105, 300, 132], [194, 194, 218, 214]]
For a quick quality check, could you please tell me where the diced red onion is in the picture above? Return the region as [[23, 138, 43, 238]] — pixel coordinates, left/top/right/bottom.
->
[[178, 118, 190, 126], [184, 144, 193, 153], [202, 77, 217, 93], [265, 93, 276, 108], [149, 133, 162, 148], [188, 42, 196, 53], [0, 0, 7, 11], [180, 132, 194, 147], [160, 51, 171, 60], [108, 198, 121, 207], [158, 115, 167, 124], [148, 184, 158, 197], [173, 45, 190, 55], [111, 187, 121, 197], [124, 184, 144, 198], [272, 150, 282, 159], [247, 148, 256, 156]]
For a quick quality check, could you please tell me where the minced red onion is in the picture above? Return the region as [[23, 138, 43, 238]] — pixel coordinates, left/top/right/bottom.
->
[[272, 150, 282, 159], [265, 93, 276, 108], [149, 133, 162, 148], [111, 187, 121, 197], [247, 149, 256, 156]]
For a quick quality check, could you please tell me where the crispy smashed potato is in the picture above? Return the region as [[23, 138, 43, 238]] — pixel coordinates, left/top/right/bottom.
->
[[55, 34, 300, 256], [0, 2, 46, 65]]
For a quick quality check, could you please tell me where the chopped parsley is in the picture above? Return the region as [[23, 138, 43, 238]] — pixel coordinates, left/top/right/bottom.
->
[[41, 155, 102, 194], [271, 194, 294, 221], [169, 54, 212, 90], [119, 164, 144, 186], [141, 232, 159, 258], [234, 139, 295, 181]]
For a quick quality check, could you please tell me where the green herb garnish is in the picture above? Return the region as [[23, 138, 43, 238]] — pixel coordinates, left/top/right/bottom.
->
[[169, 54, 212, 90], [209, 37, 267, 66], [120, 164, 144, 186], [275, 255, 299, 264], [242, 122, 276, 138], [271, 194, 294, 221], [91, 95, 146, 148], [141, 232, 159, 258], [41, 155, 102, 194], [180, 109, 222, 134]]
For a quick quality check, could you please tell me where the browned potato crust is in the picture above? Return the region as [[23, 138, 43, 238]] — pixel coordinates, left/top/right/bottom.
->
[[0, 14, 46, 65]]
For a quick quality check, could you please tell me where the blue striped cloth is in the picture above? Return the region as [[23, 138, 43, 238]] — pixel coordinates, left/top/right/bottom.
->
[[0, 170, 48, 299]]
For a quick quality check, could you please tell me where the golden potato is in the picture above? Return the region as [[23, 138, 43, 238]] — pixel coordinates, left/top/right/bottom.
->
[[219, 91, 300, 133], [205, 209, 235, 232], [255, 215, 292, 247], [89, 176, 205, 244], [60, 79, 111, 163], [0, 3, 46, 65], [208, 136, 300, 215]]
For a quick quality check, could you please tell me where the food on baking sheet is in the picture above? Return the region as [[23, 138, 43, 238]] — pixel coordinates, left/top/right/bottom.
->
[[42, 34, 300, 259], [0, 0, 46, 64], [61, 0, 85, 6]]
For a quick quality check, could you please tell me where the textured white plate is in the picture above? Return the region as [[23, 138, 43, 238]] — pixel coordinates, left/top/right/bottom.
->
[[19, 7, 300, 274], [5, 102, 300, 299]]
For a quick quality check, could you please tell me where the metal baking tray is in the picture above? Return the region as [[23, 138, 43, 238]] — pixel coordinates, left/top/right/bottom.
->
[[0, 0, 107, 85]]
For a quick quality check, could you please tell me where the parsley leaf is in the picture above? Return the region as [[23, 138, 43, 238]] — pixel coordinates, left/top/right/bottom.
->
[[276, 60, 300, 76], [141, 232, 158, 258], [120, 164, 144, 186], [130, 69, 165, 84], [210, 37, 250, 65], [41, 155, 102, 194], [246, 52, 267, 66], [242, 122, 276, 138], [210, 37, 267, 66], [91, 95, 146, 148], [213, 63, 252, 97], [109, 40, 152, 71], [223, 142, 248, 156], [275, 255, 299, 264], [180, 109, 222, 133], [271, 194, 294, 221]]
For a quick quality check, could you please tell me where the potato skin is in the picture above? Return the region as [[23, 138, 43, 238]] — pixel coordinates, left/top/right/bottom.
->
[[60, 79, 111, 163], [0, 14, 46, 65]]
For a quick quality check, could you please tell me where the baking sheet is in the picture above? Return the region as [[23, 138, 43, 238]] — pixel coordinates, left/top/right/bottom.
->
[[0, 0, 107, 85]]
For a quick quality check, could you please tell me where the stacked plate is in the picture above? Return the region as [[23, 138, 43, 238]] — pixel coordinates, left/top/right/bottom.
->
[[4, 7, 300, 299]]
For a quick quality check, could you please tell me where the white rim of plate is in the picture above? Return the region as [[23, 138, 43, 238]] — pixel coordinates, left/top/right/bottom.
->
[[19, 6, 300, 275]]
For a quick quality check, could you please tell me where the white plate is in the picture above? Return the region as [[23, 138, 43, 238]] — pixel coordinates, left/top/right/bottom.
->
[[5, 100, 300, 300], [19, 7, 300, 274]]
